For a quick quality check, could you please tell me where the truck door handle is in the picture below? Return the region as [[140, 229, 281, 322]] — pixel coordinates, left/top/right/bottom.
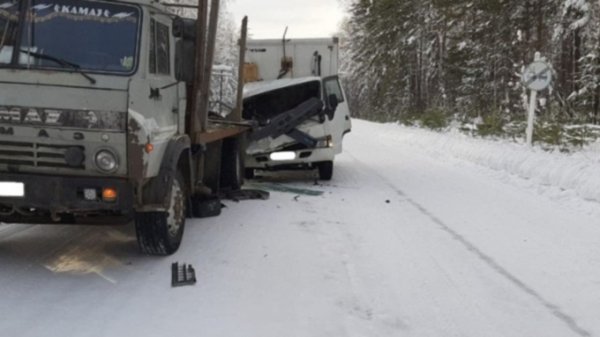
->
[[150, 87, 161, 100]]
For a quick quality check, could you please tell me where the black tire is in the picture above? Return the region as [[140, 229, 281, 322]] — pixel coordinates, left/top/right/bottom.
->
[[135, 171, 187, 256], [220, 138, 244, 191], [318, 161, 334, 181], [244, 168, 255, 180], [190, 195, 222, 218]]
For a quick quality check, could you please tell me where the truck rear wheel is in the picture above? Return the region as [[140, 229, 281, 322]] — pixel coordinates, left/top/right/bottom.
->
[[318, 161, 334, 181], [244, 168, 255, 179], [220, 137, 244, 191], [135, 171, 187, 256]]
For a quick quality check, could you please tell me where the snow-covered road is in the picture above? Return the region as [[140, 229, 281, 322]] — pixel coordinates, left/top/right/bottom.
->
[[1, 120, 599, 337]]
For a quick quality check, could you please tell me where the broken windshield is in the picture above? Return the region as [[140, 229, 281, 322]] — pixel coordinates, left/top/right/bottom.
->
[[0, 0, 140, 74], [243, 80, 322, 124]]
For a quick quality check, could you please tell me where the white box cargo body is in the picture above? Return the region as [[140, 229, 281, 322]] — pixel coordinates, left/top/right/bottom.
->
[[245, 38, 340, 81]]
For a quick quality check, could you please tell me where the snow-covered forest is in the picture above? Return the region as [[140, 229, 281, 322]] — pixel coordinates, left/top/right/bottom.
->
[[340, 0, 600, 147]]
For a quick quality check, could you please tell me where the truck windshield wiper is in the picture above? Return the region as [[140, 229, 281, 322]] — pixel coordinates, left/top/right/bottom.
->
[[19, 49, 97, 84]]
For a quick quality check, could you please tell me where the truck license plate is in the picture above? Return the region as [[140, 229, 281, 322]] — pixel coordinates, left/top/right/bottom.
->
[[0, 182, 25, 197]]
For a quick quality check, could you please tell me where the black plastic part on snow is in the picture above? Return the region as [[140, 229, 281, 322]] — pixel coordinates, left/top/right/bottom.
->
[[221, 189, 270, 202], [189, 195, 222, 218], [172, 262, 197, 287]]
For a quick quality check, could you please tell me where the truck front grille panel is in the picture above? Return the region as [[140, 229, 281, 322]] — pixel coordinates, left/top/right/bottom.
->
[[0, 141, 85, 170]]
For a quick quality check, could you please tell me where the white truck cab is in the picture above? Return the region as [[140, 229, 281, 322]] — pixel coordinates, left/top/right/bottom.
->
[[243, 37, 351, 180]]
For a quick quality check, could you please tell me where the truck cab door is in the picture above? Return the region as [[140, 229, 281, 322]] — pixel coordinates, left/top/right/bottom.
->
[[323, 75, 351, 153], [128, 14, 180, 178]]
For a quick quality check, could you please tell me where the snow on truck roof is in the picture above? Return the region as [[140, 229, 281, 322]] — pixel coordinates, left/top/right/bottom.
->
[[243, 77, 322, 99], [248, 37, 339, 46], [101, 0, 176, 11]]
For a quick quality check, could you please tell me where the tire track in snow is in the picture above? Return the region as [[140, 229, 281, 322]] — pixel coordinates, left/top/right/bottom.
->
[[306, 215, 409, 336], [0, 224, 38, 240], [345, 151, 593, 337]]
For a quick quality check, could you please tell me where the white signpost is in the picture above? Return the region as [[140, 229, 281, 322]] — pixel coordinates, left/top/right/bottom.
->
[[522, 52, 553, 147]]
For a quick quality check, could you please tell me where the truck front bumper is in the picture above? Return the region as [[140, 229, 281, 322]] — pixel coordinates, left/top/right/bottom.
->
[[245, 147, 336, 170], [0, 173, 134, 224]]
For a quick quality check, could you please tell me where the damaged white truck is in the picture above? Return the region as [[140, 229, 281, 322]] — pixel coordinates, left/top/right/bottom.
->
[[0, 0, 250, 255], [243, 37, 352, 180]]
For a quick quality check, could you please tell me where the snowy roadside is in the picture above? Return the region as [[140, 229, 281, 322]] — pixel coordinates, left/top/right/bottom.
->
[[360, 120, 600, 205]]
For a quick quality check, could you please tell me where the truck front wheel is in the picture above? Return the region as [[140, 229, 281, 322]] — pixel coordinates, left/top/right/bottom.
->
[[135, 171, 187, 256], [318, 161, 334, 181]]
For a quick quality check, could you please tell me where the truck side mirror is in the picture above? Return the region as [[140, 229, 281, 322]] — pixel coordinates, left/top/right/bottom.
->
[[324, 94, 339, 120], [175, 40, 196, 84], [172, 17, 197, 40], [173, 16, 198, 84], [328, 94, 339, 111]]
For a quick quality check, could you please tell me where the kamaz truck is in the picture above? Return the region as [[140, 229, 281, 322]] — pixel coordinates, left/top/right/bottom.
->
[[0, 0, 248, 255]]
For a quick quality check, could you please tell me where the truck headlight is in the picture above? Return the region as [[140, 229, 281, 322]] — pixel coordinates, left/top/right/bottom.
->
[[269, 151, 296, 161], [316, 135, 333, 148], [95, 150, 119, 172]]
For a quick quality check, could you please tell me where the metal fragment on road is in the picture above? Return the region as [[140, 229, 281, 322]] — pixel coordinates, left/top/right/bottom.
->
[[221, 189, 270, 202], [171, 262, 197, 287]]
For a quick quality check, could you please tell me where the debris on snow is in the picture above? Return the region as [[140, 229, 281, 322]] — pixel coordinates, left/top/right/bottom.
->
[[171, 263, 197, 287]]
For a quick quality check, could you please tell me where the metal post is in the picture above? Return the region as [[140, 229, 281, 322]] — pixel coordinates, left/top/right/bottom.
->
[[219, 70, 223, 115], [195, 0, 220, 136], [526, 89, 538, 147], [526, 52, 542, 147], [191, 0, 208, 142], [231, 16, 248, 123]]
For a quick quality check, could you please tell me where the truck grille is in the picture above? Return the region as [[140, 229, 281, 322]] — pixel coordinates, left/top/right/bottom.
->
[[0, 140, 85, 170]]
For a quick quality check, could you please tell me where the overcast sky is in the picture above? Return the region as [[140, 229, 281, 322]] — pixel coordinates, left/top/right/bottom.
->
[[229, 0, 346, 39]]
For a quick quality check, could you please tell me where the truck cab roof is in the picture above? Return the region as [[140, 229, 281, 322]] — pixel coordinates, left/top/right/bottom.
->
[[95, 0, 171, 13], [243, 76, 323, 98]]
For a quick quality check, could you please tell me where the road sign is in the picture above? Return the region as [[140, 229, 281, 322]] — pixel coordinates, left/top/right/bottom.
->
[[522, 61, 552, 91], [523, 53, 553, 147]]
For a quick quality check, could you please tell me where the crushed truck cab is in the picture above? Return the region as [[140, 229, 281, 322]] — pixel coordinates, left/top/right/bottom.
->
[[243, 77, 345, 180], [243, 37, 352, 180]]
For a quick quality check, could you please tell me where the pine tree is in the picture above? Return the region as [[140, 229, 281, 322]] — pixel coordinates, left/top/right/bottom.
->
[[341, 0, 600, 127]]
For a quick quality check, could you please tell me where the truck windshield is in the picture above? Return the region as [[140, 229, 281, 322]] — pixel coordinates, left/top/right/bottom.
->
[[0, 1, 19, 63], [243, 81, 322, 124], [0, 0, 140, 74]]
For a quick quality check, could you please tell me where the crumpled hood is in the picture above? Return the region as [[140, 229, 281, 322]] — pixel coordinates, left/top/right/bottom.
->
[[246, 118, 331, 154]]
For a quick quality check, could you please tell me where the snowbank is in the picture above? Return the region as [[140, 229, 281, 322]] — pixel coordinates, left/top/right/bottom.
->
[[366, 121, 600, 204]]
